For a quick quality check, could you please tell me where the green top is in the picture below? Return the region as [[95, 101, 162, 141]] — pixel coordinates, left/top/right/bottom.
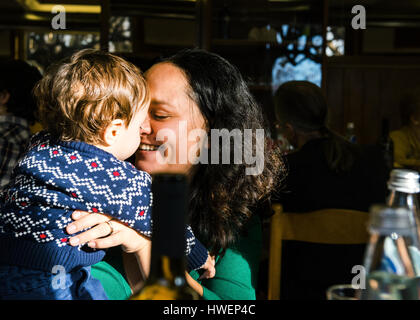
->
[[91, 260, 132, 300], [91, 214, 262, 300]]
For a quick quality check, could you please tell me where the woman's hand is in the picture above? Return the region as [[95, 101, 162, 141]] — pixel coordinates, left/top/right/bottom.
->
[[66, 210, 150, 253], [66, 210, 152, 281], [199, 255, 216, 280]]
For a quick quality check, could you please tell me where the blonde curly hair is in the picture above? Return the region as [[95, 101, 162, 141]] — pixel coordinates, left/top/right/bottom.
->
[[34, 49, 149, 145]]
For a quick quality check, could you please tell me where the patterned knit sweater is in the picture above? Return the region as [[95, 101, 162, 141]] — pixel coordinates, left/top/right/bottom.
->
[[0, 132, 208, 273]]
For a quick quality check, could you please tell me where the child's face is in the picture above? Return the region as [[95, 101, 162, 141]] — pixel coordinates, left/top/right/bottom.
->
[[114, 104, 149, 160]]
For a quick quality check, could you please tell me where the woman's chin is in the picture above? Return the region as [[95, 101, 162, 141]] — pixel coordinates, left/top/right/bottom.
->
[[135, 150, 159, 172], [135, 150, 192, 175]]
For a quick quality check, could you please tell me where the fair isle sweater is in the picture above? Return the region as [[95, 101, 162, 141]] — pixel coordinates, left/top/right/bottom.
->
[[0, 132, 208, 273]]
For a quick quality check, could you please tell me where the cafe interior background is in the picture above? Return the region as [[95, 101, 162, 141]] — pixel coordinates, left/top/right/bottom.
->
[[1, 0, 420, 143], [1, 0, 420, 300]]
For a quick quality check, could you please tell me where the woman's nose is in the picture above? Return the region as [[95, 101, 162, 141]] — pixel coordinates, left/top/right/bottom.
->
[[140, 115, 152, 135]]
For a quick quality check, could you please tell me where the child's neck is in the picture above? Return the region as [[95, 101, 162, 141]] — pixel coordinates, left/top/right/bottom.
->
[[95, 143, 122, 160]]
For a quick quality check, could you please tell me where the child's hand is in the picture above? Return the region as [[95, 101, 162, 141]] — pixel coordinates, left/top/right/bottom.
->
[[198, 254, 216, 280]]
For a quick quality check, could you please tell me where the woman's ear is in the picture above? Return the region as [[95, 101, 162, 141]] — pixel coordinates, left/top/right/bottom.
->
[[102, 119, 125, 146]]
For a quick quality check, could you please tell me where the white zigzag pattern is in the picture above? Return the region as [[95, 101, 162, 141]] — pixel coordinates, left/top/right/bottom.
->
[[1, 212, 50, 238], [19, 155, 150, 217], [14, 174, 65, 209]]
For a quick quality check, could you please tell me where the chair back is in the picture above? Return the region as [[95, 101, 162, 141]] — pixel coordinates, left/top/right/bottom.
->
[[268, 203, 369, 300]]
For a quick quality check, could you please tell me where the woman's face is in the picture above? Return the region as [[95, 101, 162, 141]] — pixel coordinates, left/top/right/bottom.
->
[[135, 62, 206, 174]]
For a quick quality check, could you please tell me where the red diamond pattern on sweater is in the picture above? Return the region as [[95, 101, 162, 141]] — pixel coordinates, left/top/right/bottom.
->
[[55, 237, 68, 247], [37, 142, 49, 151], [86, 202, 103, 214], [135, 205, 149, 221], [84, 158, 105, 172], [49, 146, 63, 158], [33, 230, 54, 243], [106, 167, 126, 181], [65, 151, 82, 165]]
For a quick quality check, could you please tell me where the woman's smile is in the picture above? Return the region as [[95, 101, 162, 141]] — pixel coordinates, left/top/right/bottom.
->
[[138, 143, 159, 151]]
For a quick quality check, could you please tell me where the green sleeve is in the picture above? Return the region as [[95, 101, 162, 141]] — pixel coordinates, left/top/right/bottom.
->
[[91, 261, 132, 300], [190, 215, 262, 300], [91, 247, 132, 300]]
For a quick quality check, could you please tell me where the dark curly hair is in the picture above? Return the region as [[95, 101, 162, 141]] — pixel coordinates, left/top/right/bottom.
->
[[163, 49, 284, 256]]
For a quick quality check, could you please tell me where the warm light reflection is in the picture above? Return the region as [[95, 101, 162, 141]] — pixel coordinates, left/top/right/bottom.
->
[[18, 0, 101, 14]]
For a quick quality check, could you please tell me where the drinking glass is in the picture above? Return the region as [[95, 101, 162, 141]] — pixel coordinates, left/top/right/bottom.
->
[[326, 284, 361, 300]]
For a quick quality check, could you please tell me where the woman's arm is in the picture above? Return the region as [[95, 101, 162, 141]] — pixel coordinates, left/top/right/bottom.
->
[[123, 250, 150, 293], [185, 272, 204, 296], [66, 210, 152, 292]]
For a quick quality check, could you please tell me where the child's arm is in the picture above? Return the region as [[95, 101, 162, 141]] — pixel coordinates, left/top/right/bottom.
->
[[106, 169, 153, 239], [185, 225, 209, 271], [185, 226, 215, 279]]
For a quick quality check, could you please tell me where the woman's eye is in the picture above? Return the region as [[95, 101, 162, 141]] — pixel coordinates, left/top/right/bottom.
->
[[153, 114, 170, 120]]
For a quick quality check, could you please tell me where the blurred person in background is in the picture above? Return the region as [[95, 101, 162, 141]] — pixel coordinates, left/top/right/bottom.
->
[[0, 60, 42, 190], [271, 80, 388, 300], [390, 88, 420, 171]]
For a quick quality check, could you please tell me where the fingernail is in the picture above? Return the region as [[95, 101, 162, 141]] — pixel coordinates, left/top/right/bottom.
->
[[73, 211, 80, 219], [88, 241, 96, 248], [67, 224, 76, 233], [69, 237, 79, 245]]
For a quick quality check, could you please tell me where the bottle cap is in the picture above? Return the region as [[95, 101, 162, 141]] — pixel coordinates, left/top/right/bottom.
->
[[369, 205, 416, 234], [387, 169, 420, 194]]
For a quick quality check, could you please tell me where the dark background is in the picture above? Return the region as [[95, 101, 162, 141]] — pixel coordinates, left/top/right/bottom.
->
[[1, 0, 420, 144]]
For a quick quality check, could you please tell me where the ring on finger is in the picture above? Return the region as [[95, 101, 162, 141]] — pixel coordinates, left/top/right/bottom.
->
[[105, 220, 115, 236]]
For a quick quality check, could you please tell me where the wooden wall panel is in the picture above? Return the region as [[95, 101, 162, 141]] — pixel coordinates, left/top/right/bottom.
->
[[325, 67, 345, 134], [325, 57, 420, 145], [362, 70, 381, 144]]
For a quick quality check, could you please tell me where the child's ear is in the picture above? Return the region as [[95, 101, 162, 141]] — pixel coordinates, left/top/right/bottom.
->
[[102, 119, 125, 146]]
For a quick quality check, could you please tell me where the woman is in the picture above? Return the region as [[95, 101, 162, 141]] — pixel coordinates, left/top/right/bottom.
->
[[65, 49, 282, 299]]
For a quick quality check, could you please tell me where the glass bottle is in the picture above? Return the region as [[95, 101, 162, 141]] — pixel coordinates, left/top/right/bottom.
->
[[361, 205, 420, 300], [130, 173, 200, 300], [386, 169, 420, 237]]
